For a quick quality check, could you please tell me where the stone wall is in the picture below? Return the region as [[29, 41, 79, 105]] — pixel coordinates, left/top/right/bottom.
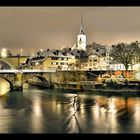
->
[[44, 70, 107, 83]]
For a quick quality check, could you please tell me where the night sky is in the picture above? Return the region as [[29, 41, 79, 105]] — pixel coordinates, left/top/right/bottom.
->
[[0, 7, 140, 55]]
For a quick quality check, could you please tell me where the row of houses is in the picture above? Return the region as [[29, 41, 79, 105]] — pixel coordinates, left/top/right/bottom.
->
[[25, 50, 76, 70], [23, 48, 132, 71], [18, 47, 139, 79]]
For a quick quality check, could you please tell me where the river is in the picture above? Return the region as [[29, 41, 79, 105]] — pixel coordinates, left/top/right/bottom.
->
[[0, 80, 140, 133]]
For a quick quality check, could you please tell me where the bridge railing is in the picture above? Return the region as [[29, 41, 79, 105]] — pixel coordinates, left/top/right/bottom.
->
[[0, 69, 56, 73], [22, 69, 56, 73], [0, 70, 20, 73]]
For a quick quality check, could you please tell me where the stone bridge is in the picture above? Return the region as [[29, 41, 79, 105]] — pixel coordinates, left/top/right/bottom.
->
[[0, 57, 108, 91], [0, 69, 107, 91], [0, 56, 28, 69], [0, 70, 56, 91]]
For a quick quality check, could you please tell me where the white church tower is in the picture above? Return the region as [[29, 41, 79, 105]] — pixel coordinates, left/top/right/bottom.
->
[[77, 12, 86, 51]]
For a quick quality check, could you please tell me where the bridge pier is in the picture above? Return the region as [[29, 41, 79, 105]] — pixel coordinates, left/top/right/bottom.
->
[[12, 73, 23, 91], [11, 84, 23, 91], [43, 73, 54, 88], [10, 85, 23, 91]]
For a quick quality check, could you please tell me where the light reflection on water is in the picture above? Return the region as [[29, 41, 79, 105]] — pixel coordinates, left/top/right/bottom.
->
[[1, 81, 140, 133], [0, 79, 10, 96]]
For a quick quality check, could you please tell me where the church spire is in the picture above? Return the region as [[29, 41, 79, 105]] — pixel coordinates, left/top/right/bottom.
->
[[80, 11, 84, 34]]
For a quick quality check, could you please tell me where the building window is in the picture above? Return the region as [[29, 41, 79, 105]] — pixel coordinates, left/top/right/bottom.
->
[[64, 58, 68, 61], [102, 53, 106, 56], [93, 59, 97, 62], [51, 62, 57, 65], [56, 62, 59, 65], [51, 57, 58, 60], [32, 63, 35, 66], [96, 49, 99, 52], [60, 62, 65, 65]]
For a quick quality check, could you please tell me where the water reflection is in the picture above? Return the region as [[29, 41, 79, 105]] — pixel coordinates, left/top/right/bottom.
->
[[0, 78, 10, 96], [1, 82, 140, 133], [63, 94, 82, 133], [29, 94, 43, 133]]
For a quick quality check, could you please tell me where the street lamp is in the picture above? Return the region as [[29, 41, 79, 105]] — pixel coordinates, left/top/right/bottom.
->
[[1, 48, 7, 58]]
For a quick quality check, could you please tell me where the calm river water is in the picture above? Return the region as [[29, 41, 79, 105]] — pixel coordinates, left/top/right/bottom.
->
[[1, 79, 140, 133]]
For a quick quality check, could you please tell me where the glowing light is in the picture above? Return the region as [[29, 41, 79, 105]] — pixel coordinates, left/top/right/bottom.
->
[[33, 97, 42, 117], [35, 62, 39, 66], [30, 96, 43, 132], [57, 103, 61, 113], [72, 56, 75, 59], [100, 107, 107, 113], [97, 76, 101, 82], [0, 79, 10, 96], [80, 105, 85, 114], [92, 104, 100, 120], [108, 98, 116, 114], [1, 48, 7, 58]]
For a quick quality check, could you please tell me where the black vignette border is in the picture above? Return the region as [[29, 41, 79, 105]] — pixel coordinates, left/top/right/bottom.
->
[[1, 0, 140, 6]]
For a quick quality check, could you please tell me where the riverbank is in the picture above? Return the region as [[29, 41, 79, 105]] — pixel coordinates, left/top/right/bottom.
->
[[53, 81, 140, 91], [25, 78, 140, 95]]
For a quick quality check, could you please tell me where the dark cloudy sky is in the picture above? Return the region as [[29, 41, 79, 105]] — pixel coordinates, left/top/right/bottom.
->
[[0, 7, 140, 55]]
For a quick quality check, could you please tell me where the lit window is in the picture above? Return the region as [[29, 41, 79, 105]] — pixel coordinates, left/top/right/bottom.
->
[[64, 58, 68, 61], [51, 62, 56, 65]]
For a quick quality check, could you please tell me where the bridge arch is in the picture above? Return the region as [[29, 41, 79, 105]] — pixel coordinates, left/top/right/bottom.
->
[[0, 77, 14, 90], [0, 59, 15, 69], [35, 75, 50, 87], [27, 75, 50, 88], [36, 75, 49, 83]]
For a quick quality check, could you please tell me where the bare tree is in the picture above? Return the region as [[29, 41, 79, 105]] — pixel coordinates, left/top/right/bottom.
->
[[110, 41, 140, 77]]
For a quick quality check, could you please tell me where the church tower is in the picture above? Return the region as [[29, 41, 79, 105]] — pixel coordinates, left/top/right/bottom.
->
[[77, 12, 86, 51]]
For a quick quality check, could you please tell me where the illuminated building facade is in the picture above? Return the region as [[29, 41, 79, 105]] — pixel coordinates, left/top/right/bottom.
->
[[27, 50, 76, 70]]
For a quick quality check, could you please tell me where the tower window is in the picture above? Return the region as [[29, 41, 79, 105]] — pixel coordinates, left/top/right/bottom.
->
[[96, 49, 99, 52]]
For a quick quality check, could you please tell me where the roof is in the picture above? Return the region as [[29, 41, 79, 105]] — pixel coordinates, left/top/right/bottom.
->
[[28, 50, 75, 63]]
